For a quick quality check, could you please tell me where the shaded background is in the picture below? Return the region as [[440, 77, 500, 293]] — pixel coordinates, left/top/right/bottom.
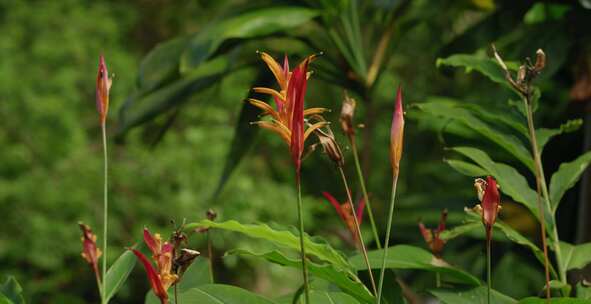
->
[[1, 0, 590, 302]]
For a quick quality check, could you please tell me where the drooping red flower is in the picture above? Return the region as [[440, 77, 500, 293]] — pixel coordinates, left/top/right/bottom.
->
[[390, 86, 404, 175], [249, 53, 328, 174], [79, 222, 102, 278], [322, 192, 365, 242], [418, 209, 448, 257], [96, 55, 112, 125], [131, 228, 179, 304], [473, 176, 502, 241]]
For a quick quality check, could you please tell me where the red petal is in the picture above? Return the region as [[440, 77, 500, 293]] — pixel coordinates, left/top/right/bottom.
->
[[322, 192, 346, 222], [96, 55, 110, 125], [436, 209, 448, 234], [482, 176, 500, 239], [283, 54, 290, 80], [418, 222, 432, 244], [355, 197, 365, 225], [143, 227, 159, 255], [131, 249, 168, 301], [288, 62, 308, 173]]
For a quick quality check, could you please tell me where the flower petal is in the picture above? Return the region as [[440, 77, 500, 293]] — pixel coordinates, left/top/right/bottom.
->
[[248, 98, 280, 121], [252, 121, 290, 144], [355, 197, 365, 225], [96, 55, 111, 125], [288, 60, 309, 172], [131, 249, 168, 302], [252, 87, 285, 103], [322, 192, 346, 222], [303, 107, 329, 116], [143, 227, 160, 256], [260, 52, 287, 90], [390, 86, 404, 174], [303, 121, 329, 142]]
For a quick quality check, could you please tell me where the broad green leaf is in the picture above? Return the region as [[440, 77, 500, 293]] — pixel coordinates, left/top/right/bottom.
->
[[180, 7, 319, 72], [104, 250, 136, 302], [430, 286, 516, 304], [178, 284, 276, 303], [137, 35, 191, 91], [536, 119, 582, 154], [309, 291, 361, 304], [177, 258, 213, 290], [441, 209, 558, 278], [436, 54, 515, 86], [350, 245, 480, 286], [0, 293, 13, 304], [229, 249, 373, 303], [575, 281, 591, 299], [450, 146, 553, 232], [0, 277, 24, 304], [518, 297, 589, 304], [185, 220, 352, 272], [416, 101, 534, 171], [118, 58, 229, 135], [445, 159, 488, 177], [548, 280, 572, 296], [559, 241, 591, 271], [549, 151, 591, 213]]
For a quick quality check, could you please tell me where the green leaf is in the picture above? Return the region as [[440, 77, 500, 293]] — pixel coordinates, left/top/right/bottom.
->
[[104, 250, 137, 302], [229, 249, 373, 303], [185, 220, 352, 272], [416, 101, 534, 171], [177, 257, 213, 290], [137, 35, 191, 91], [177, 284, 276, 303], [575, 281, 591, 299], [350, 245, 480, 286], [0, 293, 13, 304], [518, 297, 589, 304], [436, 54, 516, 86], [430, 286, 517, 304], [559, 241, 591, 271], [536, 119, 582, 154], [118, 58, 228, 135], [445, 159, 488, 177], [449, 146, 551, 230], [180, 7, 319, 72], [0, 277, 24, 304], [309, 291, 361, 304], [549, 151, 591, 213]]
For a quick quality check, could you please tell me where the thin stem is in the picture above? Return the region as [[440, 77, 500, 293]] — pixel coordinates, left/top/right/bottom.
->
[[94, 269, 103, 301], [377, 174, 399, 304], [534, 159, 551, 299], [487, 238, 492, 304], [295, 175, 310, 304], [351, 137, 382, 249], [101, 123, 108, 304], [338, 166, 377, 295], [435, 272, 441, 288], [523, 97, 566, 285], [207, 231, 215, 283]]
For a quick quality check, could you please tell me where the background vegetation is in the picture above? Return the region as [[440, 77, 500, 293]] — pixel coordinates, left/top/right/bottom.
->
[[1, 0, 590, 303]]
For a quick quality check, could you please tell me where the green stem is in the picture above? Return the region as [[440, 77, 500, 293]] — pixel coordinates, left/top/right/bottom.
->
[[435, 272, 441, 288], [487, 238, 492, 304], [377, 173, 399, 304], [351, 137, 381, 249], [207, 231, 215, 283], [101, 123, 108, 304], [523, 97, 566, 285], [296, 175, 310, 304], [338, 167, 377, 295]]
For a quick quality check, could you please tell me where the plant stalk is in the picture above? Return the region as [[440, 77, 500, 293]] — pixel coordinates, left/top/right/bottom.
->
[[338, 166, 377, 295], [295, 175, 310, 304], [435, 272, 441, 288], [351, 137, 382, 249], [377, 173, 399, 304], [523, 96, 566, 285], [487, 237, 492, 304], [207, 231, 215, 283], [101, 123, 108, 304]]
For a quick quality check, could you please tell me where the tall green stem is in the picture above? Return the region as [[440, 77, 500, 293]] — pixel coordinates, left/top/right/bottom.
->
[[207, 231, 215, 283], [295, 175, 310, 304], [351, 138, 381, 249], [338, 167, 377, 295], [101, 123, 108, 304], [377, 174, 399, 304], [486, 238, 492, 304], [523, 98, 566, 284]]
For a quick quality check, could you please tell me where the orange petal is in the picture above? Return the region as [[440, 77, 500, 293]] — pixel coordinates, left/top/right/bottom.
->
[[260, 52, 287, 90], [248, 98, 280, 121], [252, 121, 290, 144], [252, 87, 285, 102], [303, 107, 329, 116], [303, 121, 329, 142]]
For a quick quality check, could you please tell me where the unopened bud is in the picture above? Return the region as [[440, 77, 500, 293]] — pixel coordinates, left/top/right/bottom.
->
[[340, 93, 356, 140], [534, 49, 546, 72], [316, 126, 344, 167], [517, 65, 527, 85], [206, 209, 217, 221]]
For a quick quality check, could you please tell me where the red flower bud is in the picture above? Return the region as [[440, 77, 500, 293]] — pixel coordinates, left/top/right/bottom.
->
[[96, 55, 112, 125], [390, 86, 404, 175]]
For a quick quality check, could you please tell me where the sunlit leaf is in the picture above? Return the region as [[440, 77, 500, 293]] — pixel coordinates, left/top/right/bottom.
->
[[559, 241, 591, 271], [350, 245, 481, 286], [436, 54, 516, 86], [445, 159, 488, 177], [549, 151, 591, 213], [430, 286, 516, 304], [185, 220, 352, 272], [518, 297, 588, 303], [177, 284, 276, 303], [228, 249, 373, 303], [309, 290, 361, 304], [104, 250, 137, 302], [0, 277, 24, 304]]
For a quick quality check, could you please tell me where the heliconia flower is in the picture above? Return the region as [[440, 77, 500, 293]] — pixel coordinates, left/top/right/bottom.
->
[[390, 86, 404, 175], [418, 209, 448, 257], [132, 228, 179, 304], [249, 52, 329, 174], [473, 176, 502, 241], [322, 192, 365, 242], [96, 55, 112, 125], [79, 222, 102, 278]]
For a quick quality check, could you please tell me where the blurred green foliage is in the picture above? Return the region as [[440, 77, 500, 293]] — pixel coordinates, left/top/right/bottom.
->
[[1, 0, 591, 302]]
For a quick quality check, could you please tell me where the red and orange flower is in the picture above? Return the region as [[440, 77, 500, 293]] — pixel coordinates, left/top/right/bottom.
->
[[418, 209, 448, 257], [322, 192, 365, 243], [79, 222, 102, 279], [96, 55, 112, 125], [249, 52, 328, 173], [473, 176, 502, 241]]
